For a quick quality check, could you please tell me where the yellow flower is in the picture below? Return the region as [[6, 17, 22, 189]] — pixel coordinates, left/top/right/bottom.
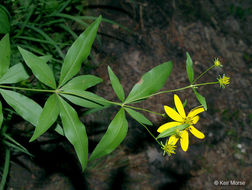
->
[[217, 74, 230, 88], [214, 58, 222, 67], [157, 94, 205, 152], [161, 140, 176, 156]]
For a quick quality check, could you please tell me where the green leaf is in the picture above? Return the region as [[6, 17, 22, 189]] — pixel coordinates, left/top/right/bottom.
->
[[0, 101, 3, 129], [57, 96, 88, 171], [157, 124, 189, 139], [59, 16, 102, 86], [193, 89, 207, 110], [108, 66, 125, 102], [0, 63, 29, 84], [125, 61, 173, 103], [89, 108, 128, 161], [18, 47, 56, 89], [83, 105, 111, 116], [61, 75, 103, 91], [26, 25, 64, 59], [62, 89, 111, 106], [186, 52, 194, 84], [39, 54, 52, 63], [54, 124, 64, 136], [125, 108, 152, 125], [0, 7, 10, 34], [3, 133, 33, 156], [0, 148, 10, 190], [0, 34, 10, 78], [61, 94, 103, 108], [30, 94, 59, 142], [0, 89, 42, 126]]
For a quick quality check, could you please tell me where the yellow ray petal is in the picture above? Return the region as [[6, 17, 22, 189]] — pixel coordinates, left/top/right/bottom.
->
[[180, 130, 189, 152], [174, 94, 186, 118], [168, 135, 179, 145], [189, 126, 205, 139], [188, 107, 205, 118], [164, 106, 183, 122], [192, 115, 199, 124], [157, 122, 182, 133]]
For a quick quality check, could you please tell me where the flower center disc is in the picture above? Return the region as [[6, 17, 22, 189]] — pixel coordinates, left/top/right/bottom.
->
[[183, 117, 193, 125]]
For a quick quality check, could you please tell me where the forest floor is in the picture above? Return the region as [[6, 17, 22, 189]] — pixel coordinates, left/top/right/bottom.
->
[[6, 0, 252, 189]]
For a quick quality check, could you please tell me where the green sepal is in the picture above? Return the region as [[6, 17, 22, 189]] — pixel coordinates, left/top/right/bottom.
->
[[157, 124, 189, 139]]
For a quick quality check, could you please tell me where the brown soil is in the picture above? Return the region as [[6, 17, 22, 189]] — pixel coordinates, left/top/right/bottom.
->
[[5, 0, 252, 189]]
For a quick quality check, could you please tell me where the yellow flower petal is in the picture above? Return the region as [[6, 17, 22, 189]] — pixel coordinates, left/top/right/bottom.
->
[[180, 130, 189, 152], [189, 126, 205, 139], [157, 122, 182, 133], [164, 105, 183, 122], [168, 135, 179, 145], [192, 115, 199, 124], [188, 107, 205, 118], [174, 94, 186, 118]]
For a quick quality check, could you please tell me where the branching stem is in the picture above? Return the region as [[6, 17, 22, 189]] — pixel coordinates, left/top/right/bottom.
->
[[192, 65, 215, 84], [0, 81, 219, 112]]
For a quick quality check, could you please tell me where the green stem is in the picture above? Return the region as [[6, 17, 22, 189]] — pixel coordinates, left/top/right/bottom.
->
[[151, 85, 192, 97], [123, 104, 164, 117], [0, 84, 122, 107], [3, 134, 33, 157], [58, 90, 121, 106], [126, 81, 219, 104], [0, 148, 10, 190], [127, 113, 161, 146], [194, 81, 219, 87], [0, 81, 218, 114], [192, 65, 215, 84], [0, 84, 56, 93], [126, 85, 192, 104], [142, 123, 161, 146]]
